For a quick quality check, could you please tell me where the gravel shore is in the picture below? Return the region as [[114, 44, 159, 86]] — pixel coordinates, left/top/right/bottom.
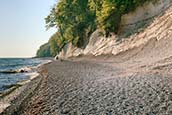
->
[[1, 58, 172, 115], [2, 4, 172, 114]]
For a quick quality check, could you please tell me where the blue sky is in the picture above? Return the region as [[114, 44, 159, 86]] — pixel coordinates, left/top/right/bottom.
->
[[0, 0, 57, 57]]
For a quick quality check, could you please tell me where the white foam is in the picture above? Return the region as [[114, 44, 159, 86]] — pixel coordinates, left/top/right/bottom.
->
[[17, 72, 39, 85], [17, 67, 32, 73], [17, 59, 52, 85], [37, 60, 52, 68], [26, 72, 39, 80], [0, 59, 52, 113]]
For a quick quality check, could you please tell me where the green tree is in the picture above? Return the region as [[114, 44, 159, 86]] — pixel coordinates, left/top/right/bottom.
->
[[90, 0, 153, 35], [45, 0, 96, 48], [49, 33, 60, 57], [38, 0, 154, 57], [36, 43, 51, 57]]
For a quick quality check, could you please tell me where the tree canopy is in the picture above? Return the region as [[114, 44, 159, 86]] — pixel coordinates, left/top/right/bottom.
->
[[37, 0, 154, 57]]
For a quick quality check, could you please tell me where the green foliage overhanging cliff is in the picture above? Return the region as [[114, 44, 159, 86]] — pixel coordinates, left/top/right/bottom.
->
[[37, 0, 155, 57]]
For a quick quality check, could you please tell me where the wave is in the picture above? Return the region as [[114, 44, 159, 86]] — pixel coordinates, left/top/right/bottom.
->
[[0, 67, 32, 74]]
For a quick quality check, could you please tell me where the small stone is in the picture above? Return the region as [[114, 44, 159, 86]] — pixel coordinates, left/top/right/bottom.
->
[[61, 108, 71, 114]]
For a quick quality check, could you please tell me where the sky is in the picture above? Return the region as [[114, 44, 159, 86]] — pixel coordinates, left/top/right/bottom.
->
[[0, 0, 57, 58]]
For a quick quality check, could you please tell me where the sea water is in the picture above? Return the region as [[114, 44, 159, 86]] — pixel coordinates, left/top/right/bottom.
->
[[0, 58, 46, 92]]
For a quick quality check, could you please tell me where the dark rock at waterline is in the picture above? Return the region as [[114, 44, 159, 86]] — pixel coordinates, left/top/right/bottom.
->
[[0, 69, 28, 74], [19, 69, 27, 73], [0, 70, 18, 74]]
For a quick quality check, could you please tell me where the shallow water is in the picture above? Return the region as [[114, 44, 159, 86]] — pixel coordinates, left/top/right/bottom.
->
[[0, 58, 45, 91]]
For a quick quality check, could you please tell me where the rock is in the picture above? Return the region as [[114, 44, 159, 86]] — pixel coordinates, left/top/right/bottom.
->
[[60, 59, 64, 62], [54, 55, 59, 60], [18, 69, 28, 73], [60, 108, 70, 114], [20, 70, 25, 73]]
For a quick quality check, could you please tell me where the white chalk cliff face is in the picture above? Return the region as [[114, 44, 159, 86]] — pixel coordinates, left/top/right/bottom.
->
[[57, 0, 172, 60]]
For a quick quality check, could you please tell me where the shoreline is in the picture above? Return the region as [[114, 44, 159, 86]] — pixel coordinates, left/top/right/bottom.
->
[[0, 59, 52, 113], [1, 57, 172, 114]]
